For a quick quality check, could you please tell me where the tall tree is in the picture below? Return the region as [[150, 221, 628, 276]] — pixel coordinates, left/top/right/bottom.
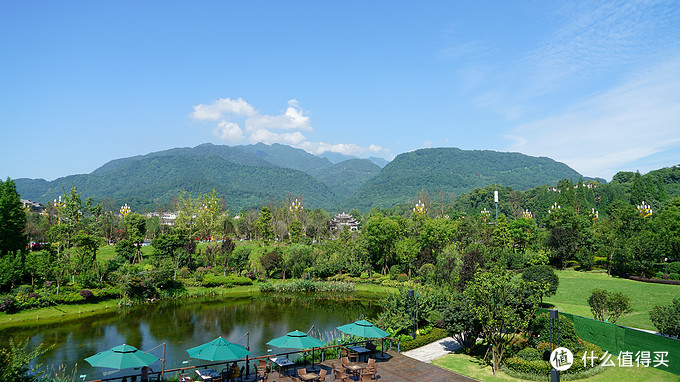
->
[[0, 178, 28, 256]]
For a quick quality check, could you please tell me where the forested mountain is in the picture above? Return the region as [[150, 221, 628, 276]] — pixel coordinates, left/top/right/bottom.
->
[[17, 155, 338, 212], [14, 144, 612, 213], [345, 148, 590, 210], [311, 159, 382, 197], [236, 143, 333, 175]]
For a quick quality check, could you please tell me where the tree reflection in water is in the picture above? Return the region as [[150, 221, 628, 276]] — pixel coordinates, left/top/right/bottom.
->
[[0, 294, 381, 379]]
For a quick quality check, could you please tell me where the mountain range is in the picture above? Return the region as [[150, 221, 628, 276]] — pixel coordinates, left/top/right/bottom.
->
[[14, 143, 597, 212]]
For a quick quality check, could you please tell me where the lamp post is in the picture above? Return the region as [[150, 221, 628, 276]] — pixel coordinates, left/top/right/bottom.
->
[[413, 199, 426, 215], [522, 209, 533, 219], [120, 203, 131, 218], [481, 208, 490, 223], [590, 208, 599, 223], [53, 195, 62, 225], [637, 201, 652, 218], [289, 198, 303, 220]]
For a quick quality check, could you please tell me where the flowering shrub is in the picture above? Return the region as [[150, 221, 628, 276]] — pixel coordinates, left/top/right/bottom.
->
[[0, 295, 17, 313]]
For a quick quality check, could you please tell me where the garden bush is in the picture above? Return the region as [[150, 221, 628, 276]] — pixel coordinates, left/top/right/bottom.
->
[[669, 273, 680, 281], [669, 261, 680, 274], [650, 298, 680, 337], [399, 327, 447, 351], [79, 290, 94, 300], [527, 313, 581, 352], [201, 274, 253, 287], [396, 273, 409, 282], [517, 347, 542, 361]]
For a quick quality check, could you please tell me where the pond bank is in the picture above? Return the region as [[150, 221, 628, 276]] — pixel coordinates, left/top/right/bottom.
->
[[0, 283, 394, 330]]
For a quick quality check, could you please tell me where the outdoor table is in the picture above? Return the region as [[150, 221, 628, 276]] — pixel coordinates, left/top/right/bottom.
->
[[344, 364, 365, 379], [270, 356, 295, 376], [346, 345, 371, 362], [299, 372, 320, 381], [195, 368, 220, 380]]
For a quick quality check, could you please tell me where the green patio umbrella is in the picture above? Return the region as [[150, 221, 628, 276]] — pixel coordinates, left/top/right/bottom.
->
[[187, 336, 250, 362], [267, 330, 325, 370], [337, 320, 390, 359], [85, 344, 159, 370], [336, 320, 389, 339]]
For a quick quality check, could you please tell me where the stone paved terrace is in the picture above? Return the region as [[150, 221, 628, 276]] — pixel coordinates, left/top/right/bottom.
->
[[227, 351, 478, 382]]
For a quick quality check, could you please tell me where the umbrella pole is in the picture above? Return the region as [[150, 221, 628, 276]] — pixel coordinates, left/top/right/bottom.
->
[[161, 343, 166, 380]]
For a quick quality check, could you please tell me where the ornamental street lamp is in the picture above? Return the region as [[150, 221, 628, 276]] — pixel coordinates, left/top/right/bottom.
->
[[120, 203, 131, 218], [548, 202, 560, 213], [481, 208, 490, 223], [53, 195, 62, 224], [289, 198, 303, 220], [590, 208, 599, 222], [522, 209, 533, 219], [413, 199, 426, 214], [637, 201, 652, 218]]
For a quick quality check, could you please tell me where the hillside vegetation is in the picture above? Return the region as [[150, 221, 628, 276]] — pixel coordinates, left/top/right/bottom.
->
[[12, 143, 619, 212]]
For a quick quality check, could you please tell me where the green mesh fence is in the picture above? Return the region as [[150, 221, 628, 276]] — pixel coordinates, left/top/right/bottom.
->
[[537, 308, 680, 376]]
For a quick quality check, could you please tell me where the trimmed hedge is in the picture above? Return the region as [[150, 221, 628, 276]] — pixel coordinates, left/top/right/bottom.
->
[[504, 341, 604, 377], [201, 274, 253, 287], [399, 327, 448, 351]]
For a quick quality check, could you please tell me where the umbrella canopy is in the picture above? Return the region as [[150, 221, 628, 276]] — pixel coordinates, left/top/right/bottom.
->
[[187, 336, 250, 362], [85, 344, 159, 370], [337, 320, 389, 338], [266, 330, 325, 349]]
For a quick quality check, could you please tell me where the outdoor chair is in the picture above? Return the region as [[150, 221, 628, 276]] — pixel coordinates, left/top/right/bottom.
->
[[360, 373, 372, 382], [333, 369, 350, 382], [363, 363, 377, 380], [365, 342, 377, 356], [317, 369, 327, 381], [256, 365, 269, 381], [259, 359, 272, 373], [288, 376, 301, 382], [297, 367, 307, 377]]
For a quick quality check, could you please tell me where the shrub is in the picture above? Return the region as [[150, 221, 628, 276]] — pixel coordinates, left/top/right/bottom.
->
[[517, 347, 542, 361], [399, 327, 447, 351], [669, 261, 680, 274], [587, 289, 633, 324], [527, 313, 581, 352], [389, 265, 402, 276], [359, 272, 369, 279], [201, 274, 253, 287], [669, 273, 680, 281], [650, 298, 680, 337], [521, 265, 559, 302], [79, 290, 94, 300], [0, 295, 17, 313], [396, 273, 409, 282]]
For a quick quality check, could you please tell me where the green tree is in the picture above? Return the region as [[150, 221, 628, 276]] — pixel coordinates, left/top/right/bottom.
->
[[125, 212, 147, 263], [465, 268, 542, 373], [395, 237, 420, 278], [256, 207, 274, 242], [521, 265, 558, 303], [0, 338, 51, 382], [587, 289, 633, 324], [441, 294, 483, 355], [290, 219, 303, 243], [362, 215, 400, 275], [0, 178, 28, 256], [649, 299, 680, 337]]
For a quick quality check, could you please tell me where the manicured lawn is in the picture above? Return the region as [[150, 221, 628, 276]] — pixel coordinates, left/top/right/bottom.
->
[[433, 352, 679, 382], [97, 244, 154, 262], [543, 270, 678, 331]]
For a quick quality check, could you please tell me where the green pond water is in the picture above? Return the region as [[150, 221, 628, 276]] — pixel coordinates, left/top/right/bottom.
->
[[0, 294, 382, 380]]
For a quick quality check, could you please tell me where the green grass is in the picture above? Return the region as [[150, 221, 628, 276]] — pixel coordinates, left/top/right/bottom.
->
[[97, 244, 154, 262], [543, 270, 679, 330], [0, 300, 120, 330], [433, 352, 679, 382]]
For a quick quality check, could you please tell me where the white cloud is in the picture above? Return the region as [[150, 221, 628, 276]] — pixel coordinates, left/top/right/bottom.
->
[[191, 98, 387, 158], [505, 57, 680, 179], [212, 121, 244, 143], [191, 97, 256, 120], [245, 99, 312, 132]]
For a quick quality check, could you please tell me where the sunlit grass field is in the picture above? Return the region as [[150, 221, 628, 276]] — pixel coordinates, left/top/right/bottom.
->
[[433, 352, 679, 382], [543, 270, 678, 331]]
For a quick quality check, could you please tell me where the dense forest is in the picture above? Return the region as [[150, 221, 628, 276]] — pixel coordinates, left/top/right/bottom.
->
[[14, 144, 595, 212]]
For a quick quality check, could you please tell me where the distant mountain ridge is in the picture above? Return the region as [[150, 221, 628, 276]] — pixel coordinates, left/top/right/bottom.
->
[[14, 144, 595, 212]]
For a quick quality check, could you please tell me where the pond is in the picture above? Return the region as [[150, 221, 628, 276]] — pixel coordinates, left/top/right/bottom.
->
[[0, 294, 382, 380]]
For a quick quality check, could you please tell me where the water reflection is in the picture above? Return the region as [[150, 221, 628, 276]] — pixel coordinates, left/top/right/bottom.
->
[[0, 294, 381, 379]]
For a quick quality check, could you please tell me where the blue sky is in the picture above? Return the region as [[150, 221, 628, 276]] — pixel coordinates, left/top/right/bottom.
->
[[2, 1, 679, 182]]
